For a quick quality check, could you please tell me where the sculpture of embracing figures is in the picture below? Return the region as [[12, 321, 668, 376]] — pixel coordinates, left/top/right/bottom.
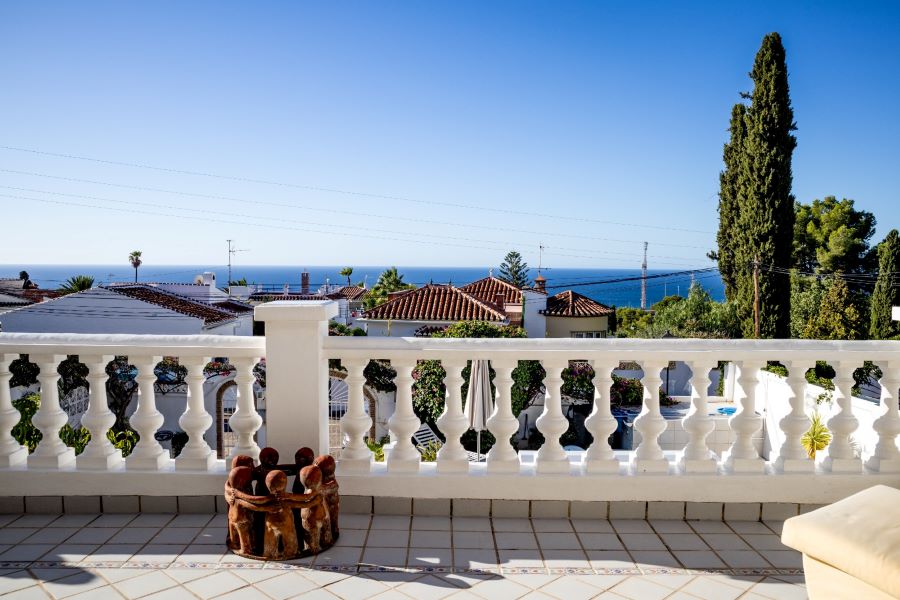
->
[[224, 447, 340, 559]]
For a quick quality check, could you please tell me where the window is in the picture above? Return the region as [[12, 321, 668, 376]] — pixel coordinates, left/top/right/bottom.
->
[[571, 331, 606, 339]]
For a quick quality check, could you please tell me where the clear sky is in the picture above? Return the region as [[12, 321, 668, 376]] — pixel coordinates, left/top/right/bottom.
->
[[1, 1, 898, 270]]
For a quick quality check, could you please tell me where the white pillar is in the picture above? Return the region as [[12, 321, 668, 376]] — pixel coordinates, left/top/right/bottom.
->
[[435, 360, 469, 473], [176, 357, 216, 471], [582, 359, 619, 474], [127, 356, 168, 470], [723, 360, 765, 473], [822, 361, 861, 473], [0, 354, 28, 467], [255, 300, 337, 457], [535, 360, 570, 474], [679, 361, 717, 473], [28, 354, 75, 469], [387, 359, 420, 473], [339, 358, 374, 473], [632, 360, 669, 474], [228, 356, 263, 462], [773, 360, 814, 473], [77, 354, 122, 470], [486, 359, 520, 474], [866, 360, 900, 473]]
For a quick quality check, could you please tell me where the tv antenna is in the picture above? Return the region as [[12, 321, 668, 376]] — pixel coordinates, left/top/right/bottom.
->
[[641, 241, 648, 310], [226, 239, 248, 289]]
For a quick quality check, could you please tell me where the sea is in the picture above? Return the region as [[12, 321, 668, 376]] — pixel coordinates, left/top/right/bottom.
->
[[2, 265, 724, 309]]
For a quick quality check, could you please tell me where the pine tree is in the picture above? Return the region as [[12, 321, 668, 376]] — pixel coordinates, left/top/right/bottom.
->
[[713, 103, 747, 301], [498, 251, 530, 288], [735, 32, 797, 338], [870, 229, 900, 339]]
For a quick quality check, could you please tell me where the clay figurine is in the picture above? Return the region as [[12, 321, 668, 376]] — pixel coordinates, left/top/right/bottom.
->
[[314, 454, 340, 541]]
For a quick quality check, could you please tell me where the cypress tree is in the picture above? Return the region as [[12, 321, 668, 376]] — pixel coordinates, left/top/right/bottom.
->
[[714, 103, 747, 301], [736, 32, 797, 338], [870, 229, 900, 339]]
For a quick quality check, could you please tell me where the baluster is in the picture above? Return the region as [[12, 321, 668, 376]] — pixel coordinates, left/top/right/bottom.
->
[[723, 360, 765, 473], [486, 359, 520, 473], [28, 354, 76, 468], [126, 356, 168, 470], [535, 360, 569, 474], [583, 359, 619, 474], [176, 357, 216, 471], [822, 361, 861, 472], [773, 360, 814, 473], [339, 358, 374, 473], [77, 354, 122, 470], [387, 359, 420, 473], [228, 357, 263, 462], [679, 361, 717, 473], [632, 360, 669, 473], [0, 354, 28, 467], [866, 360, 900, 472], [435, 360, 468, 473]]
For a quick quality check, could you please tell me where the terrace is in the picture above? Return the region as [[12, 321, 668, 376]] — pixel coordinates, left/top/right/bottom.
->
[[1, 300, 899, 599]]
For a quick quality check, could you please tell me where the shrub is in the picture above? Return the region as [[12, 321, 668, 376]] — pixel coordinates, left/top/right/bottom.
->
[[801, 412, 831, 459]]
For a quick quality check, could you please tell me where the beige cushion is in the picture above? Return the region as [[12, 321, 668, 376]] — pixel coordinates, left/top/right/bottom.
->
[[782, 485, 900, 599]]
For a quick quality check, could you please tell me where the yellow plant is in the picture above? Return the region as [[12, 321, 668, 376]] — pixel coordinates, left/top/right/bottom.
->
[[801, 412, 832, 459]]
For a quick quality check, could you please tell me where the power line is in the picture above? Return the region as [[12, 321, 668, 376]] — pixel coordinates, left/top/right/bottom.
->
[[0, 145, 715, 234], [544, 267, 719, 290]]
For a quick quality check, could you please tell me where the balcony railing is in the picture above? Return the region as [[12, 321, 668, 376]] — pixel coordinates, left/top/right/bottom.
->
[[0, 300, 898, 505]]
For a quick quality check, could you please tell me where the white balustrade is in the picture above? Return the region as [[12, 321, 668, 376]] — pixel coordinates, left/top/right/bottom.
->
[[723, 360, 765, 473], [583, 359, 619, 474], [866, 361, 900, 473], [77, 354, 122, 470], [435, 360, 468, 473], [228, 357, 263, 462], [632, 360, 669, 473], [339, 358, 374, 473], [0, 354, 28, 467], [387, 359, 420, 473], [127, 356, 168, 470], [773, 360, 814, 473], [29, 354, 75, 469], [485, 359, 520, 473], [535, 360, 570, 474], [822, 361, 861, 473], [680, 361, 717, 473], [176, 357, 216, 471]]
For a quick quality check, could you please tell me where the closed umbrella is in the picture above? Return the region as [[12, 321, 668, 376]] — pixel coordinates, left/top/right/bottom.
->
[[464, 359, 493, 461]]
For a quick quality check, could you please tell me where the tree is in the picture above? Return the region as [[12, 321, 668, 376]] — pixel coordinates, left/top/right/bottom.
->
[[734, 32, 797, 338], [128, 251, 143, 283], [793, 197, 877, 275], [613, 307, 653, 337], [789, 272, 826, 339], [58, 275, 94, 295], [712, 103, 748, 301], [363, 267, 415, 309], [649, 284, 741, 338], [870, 229, 900, 339], [339, 267, 354, 287], [228, 277, 248, 286], [803, 276, 865, 340], [498, 251, 530, 288]]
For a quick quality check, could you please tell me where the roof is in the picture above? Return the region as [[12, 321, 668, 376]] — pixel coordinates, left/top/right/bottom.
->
[[111, 282, 231, 304], [213, 299, 255, 314], [363, 284, 507, 322], [541, 290, 614, 318], [460, 276, 522, 304], [248, 293, 326, 302], [0, 292, 30, 306], [326, 286, 368, 301], [107, 285, 238, 325]]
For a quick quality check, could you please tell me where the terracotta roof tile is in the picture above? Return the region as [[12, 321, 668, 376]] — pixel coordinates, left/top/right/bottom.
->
[[108, 285, 237, 325], [363, 284, 506, 322], [541, 290, 614, 317], [213, 299, 255, 314], [326, 286, 368, 301], [248, 293, 325, 301], [460, 276, 523, 304]]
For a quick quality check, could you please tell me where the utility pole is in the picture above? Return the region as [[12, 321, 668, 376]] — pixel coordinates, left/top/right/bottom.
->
[[641, 241, 648, 310], [753, 256, 760, 339]]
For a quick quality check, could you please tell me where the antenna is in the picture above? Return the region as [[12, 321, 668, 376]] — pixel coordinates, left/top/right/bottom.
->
[[538, 244, 545, 275], [226, 239, 248, 291], [641, 241, 648, 310]]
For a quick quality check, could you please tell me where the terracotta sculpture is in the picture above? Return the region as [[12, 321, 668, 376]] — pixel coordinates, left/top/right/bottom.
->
[[224, 447, 340, 560]]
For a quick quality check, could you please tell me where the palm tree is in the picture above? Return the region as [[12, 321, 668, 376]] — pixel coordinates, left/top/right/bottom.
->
[[58, 275, 95, 295], [339, 267, 354, 287], [364, 267, 415, 309], [128, 251, 143, 283]]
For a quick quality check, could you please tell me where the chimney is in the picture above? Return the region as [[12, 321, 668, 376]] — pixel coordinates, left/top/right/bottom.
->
[[283, 283, 290, 295], [201, 272, 216, 286], [301, 272, 310, 295], [534, 274, 546, 293], [495, 292, 506, 311]]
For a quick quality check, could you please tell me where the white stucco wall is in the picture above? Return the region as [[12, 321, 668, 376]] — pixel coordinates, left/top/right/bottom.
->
[[521, 290, 547, 338], [361, 320, 455, 337], [545, 316, 609, 338]]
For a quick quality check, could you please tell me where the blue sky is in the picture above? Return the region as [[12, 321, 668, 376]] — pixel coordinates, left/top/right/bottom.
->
[[1, 1, 898, 270]]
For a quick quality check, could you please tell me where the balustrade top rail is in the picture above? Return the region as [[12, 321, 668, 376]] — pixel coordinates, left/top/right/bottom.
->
[[0, 332, 266, 358]]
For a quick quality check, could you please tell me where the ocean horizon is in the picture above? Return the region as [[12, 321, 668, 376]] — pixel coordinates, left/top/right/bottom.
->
[[2, 264, 723, 309]]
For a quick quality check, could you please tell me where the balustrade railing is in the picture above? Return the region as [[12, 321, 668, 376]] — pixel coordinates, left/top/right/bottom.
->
[[0, 302, 898, 504]]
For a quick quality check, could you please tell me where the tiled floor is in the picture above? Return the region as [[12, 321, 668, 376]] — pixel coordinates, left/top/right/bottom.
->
[[0, 513, 807, 599]]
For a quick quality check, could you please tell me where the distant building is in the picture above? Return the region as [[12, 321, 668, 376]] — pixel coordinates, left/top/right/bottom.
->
[[541, 290, 615, 338]]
